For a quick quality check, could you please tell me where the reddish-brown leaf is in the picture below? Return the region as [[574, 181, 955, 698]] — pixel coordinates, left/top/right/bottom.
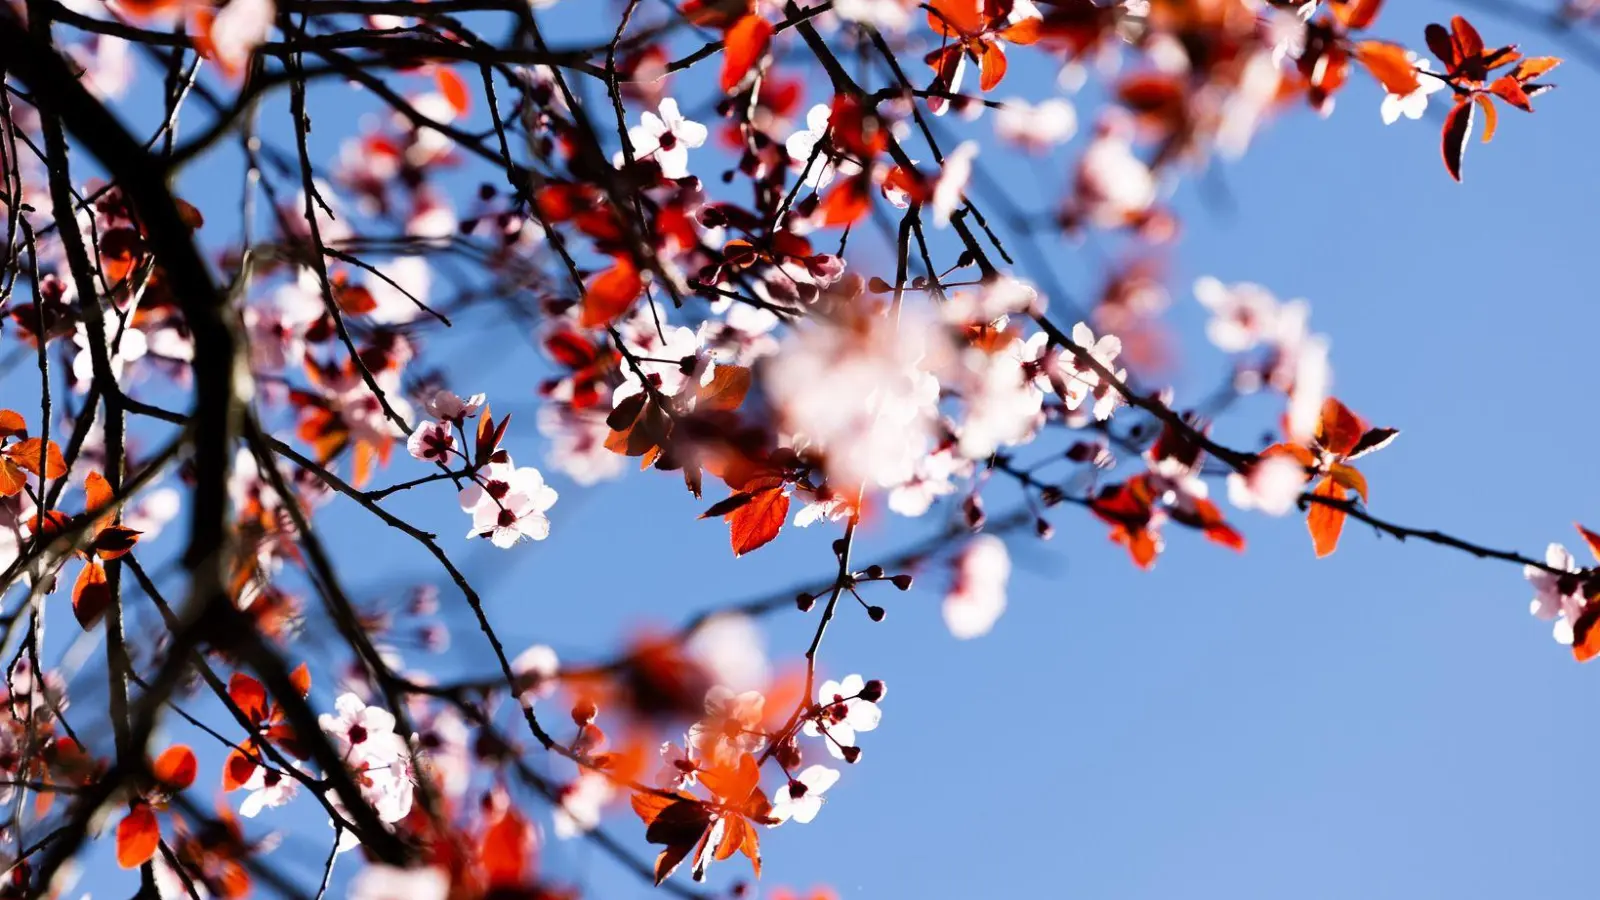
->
[[72, 562, 110, 630], [1356, 41, 1421, 96], [1424, 22, 1457, 69], [0, 410, 25, 437], [1440, 98, 1474, 182], [116, 804, 159, 869], [1307, 478, 1348, 558], [1572, 602, 1600, 663], [1315, 398, 1366, 458], [727, 488, 788, 557], [1347, 427, 1400, 460], [1450, 16, 1484, 65], [93, 526, 142, 560], [581, 257, 643, 329], [153, 744, 198, 790], [720, 14, 772, 93]]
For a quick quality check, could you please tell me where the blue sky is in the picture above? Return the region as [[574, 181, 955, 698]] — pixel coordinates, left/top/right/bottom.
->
[[33, 1, 1600, 897]]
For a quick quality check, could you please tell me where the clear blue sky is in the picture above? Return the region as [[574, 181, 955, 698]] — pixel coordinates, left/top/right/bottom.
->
[[42, 1, 1600, 897]]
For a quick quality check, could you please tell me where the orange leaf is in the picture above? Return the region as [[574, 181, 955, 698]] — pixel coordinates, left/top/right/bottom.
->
[[698, 365, 751, 411], [436, 67, 471, 116], [1488, 75, 1531, 112], [84, 470, 114, 516], [978, 44, 1008, 92], [1328, 463, 1368, 504], [0, 460, 25, 497], [1572, 604, 1600, 663], [8, 438, 66, 479], [581, 257, 643, 329], [1334, 0, 1384, 30], [153, 744, 198, 790], [1356, 41, 1420, 96], [72, 561, 110, 630], [1307, 478, 1347, 558], [1576, 524, 1600, 562], [116, 804, 159, 869], [720, 15, 773, 93], [289, 662, 312, 696], [1511, 56, 1562, 82], [727, 488, 788, 557], [1473, 94, 1498, 143], [0, 410, 25, 437]]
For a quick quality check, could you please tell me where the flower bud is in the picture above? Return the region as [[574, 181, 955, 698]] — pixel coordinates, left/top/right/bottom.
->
[[841, 745, 862, 764], [858, 679, 886, 703], [866, 605, 886, 622]]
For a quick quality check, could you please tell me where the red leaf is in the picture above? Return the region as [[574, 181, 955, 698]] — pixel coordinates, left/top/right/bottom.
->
[[1440, 98, 1474, 182], [1334, 0, 1384, 31], [482, 807, 533, 888], [116, 804, 159, 869], [1576, 524, 1600, 562], [289, 662, 312, 696], [818, 173, 872, 228], [0, 410, 25, 438], [72, 562, 110, 630], [222, 748, 257, 792], [153, 744, 198, 790], [0, 460, 26, 497], [1307, 477, 1348, 558], [581, 257, 643, 329], [720, 15, 772, 93], [727, 488, 788, 557], [228, 672, 269, 723], [1474, 94, 1499, 143]]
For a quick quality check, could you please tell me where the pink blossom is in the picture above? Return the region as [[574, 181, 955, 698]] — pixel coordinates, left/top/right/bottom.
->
[[405, 420, 455, 463], [943, 535, 1010, 639], [770, 764, 839, 825]]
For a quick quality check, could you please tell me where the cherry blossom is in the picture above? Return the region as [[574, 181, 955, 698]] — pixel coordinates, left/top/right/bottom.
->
[[803, 675, 882, 759], [553, 771, 614, 839], [1527, 544, 1586, 646], [785, 103, 858, 189], [238, 766, 298, 818], [627, 98, 708, 179], [1059, 322, 1125, 421], [405, 420, 455, 463], [943, 535, 1010, 639], [459, 458, 559, 547], [348, 865, 450, 900], [423, 389, 486, 422], [689, 686, 766, 765], [995, 98, 1078, 151], [833, 0, 914, 31], [1381, 57, 1448, 123], [512, 643, 560, 702], [1227, 455, 1307, 516], [770, 765, 839, 825]]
